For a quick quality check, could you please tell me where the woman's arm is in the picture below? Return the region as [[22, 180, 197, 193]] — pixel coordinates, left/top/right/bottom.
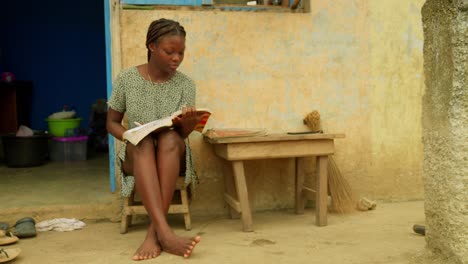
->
[[106, 108, 126, 141]]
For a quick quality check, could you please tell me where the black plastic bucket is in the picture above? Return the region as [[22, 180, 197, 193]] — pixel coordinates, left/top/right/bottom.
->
[[2, 134, 50, 167]]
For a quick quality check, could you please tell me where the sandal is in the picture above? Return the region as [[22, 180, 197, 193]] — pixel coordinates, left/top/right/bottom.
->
[[0, 231, 18, 246], [0, 223, 8, 232], [0, 248, 21, 263], [13, 217, 36, 238]]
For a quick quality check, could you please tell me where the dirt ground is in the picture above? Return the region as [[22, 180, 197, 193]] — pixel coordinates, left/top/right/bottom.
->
[[3, 201, 446, 264]]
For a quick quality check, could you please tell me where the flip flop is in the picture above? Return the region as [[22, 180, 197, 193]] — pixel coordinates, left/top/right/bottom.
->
[[0, 223, 8, 231], [13, 217, 36, 238], [0, 248, 21, 263], [0, 231, 18, 246]]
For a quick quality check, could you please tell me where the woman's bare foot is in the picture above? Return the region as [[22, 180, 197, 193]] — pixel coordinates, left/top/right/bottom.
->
[[132, 226, 162, 261], [158, 231, 201, 258]]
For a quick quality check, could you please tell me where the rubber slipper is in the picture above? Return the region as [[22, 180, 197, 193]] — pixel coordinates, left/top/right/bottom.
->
[[0, 223, 8, 232], [13, 217, 36, 238], [0, 231, 18, 246], [0, 248, 21, 263]]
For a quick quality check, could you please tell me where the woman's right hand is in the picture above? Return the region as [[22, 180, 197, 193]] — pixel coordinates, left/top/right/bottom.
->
[[173, 106, 204, 138]]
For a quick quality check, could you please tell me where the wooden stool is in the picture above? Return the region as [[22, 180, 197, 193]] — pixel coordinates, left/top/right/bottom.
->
[[120, 177, 191, 234]]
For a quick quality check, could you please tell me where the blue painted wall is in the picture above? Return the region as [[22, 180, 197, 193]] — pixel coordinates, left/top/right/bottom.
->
[[0, 0, 106, 131]]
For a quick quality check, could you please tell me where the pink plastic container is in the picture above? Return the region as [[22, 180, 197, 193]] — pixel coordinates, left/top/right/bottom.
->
[[49, 136, 88, 162]]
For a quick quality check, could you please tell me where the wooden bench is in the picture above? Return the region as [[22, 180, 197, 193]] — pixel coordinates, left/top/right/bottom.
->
[[204, 133, 345, 232]]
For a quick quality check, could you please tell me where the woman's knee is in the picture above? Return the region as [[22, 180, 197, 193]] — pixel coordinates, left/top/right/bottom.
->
[[157, 130, 184, 153], [127, 136, 156, 164], [132, 135, 154, 153]]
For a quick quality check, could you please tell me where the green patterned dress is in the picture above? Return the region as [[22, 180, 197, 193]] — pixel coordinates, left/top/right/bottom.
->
[[108, 67, 197, 197]]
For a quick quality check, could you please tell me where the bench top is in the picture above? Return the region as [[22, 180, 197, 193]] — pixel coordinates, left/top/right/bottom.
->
[[203, 132, 345, 144]]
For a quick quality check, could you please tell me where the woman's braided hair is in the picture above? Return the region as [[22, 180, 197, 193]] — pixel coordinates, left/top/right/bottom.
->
[[146, 18, 186, 62]]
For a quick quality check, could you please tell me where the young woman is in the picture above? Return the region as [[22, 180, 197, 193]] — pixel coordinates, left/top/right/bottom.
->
[[107, 18, 203, 261]]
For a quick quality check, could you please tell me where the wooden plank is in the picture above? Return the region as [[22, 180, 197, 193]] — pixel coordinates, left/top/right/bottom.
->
[[303, 186, 316, 194], [168, 205, 187, 214], [124, 204, 186, 215], [124, 206, 147, 215], [214, 139, 334, 160], [175, 177, 187, 189], [204, 133, 345, 144], [316, 156, 328, 226], [232, 161, 253, 232], [224, 193, 241, 213]]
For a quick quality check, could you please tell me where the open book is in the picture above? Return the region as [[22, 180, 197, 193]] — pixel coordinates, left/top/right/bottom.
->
[[123, 108, 212, 145]]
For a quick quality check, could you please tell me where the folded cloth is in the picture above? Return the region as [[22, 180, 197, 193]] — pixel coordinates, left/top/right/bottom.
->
[[36, 218, 86, 232], [16, 125, 34, 137]]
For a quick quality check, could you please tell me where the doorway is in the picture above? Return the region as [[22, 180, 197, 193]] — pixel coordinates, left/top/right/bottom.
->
[[0, 0, 115, 221]]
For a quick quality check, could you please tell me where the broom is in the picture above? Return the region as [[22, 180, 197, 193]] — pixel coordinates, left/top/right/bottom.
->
[[303, 111, 356, 213], [327, 156, 356, 213]]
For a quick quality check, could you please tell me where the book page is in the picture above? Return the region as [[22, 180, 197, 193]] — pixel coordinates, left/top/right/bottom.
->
[[123, 117, 172, 145]]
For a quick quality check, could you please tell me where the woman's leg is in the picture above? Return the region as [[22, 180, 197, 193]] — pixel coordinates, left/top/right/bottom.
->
[[123, 136, 163, 261], [123, 131, 199, 260], [154, 131, 200, 256]]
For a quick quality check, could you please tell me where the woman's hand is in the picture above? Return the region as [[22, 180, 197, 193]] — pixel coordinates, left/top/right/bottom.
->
[[173, 106, 202, 138]]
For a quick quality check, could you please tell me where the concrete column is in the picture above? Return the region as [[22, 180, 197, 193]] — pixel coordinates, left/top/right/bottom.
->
[[421, 0, 468, 263]]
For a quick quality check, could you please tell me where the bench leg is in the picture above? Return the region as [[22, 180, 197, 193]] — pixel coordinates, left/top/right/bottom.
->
[[120, 214, 130, 234], [232, 161, 253, 232], [295, 157, 307, 214], [180, 188, 192, 230], [223, 160, 240, 219], [120, 195, 133, 234], [316, 155, 328, 226]]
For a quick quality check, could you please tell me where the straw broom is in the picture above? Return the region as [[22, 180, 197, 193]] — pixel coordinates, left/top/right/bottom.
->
[[304, 111, 355, 213], [327, 156, 356, 213]]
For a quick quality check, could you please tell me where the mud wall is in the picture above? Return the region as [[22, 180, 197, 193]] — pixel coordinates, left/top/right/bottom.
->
[[115, 0, 426, 215]]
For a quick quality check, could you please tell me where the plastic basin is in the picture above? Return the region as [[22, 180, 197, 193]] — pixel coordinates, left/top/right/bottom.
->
[[45, 118, 82, 137]]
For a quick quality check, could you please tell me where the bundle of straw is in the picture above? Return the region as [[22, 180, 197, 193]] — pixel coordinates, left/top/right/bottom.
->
[[303, 110, 321, 132], [328, 156, 356, 213]]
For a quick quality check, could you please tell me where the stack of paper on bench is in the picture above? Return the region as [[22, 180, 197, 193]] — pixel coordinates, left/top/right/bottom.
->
[[204, 128, 266, 139]]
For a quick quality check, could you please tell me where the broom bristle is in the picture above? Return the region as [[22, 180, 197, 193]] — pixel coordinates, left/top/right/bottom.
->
[[328, 156, 356, 213]]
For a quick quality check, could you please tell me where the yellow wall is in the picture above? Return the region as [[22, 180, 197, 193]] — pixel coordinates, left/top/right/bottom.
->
[[117, 0, 425, 215]]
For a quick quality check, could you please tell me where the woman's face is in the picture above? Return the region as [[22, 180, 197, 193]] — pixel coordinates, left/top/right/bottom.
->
[[151, 35, 185, 75]]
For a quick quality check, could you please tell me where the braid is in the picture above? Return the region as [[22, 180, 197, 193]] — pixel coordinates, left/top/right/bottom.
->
[[146, 18, 186, 62]]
